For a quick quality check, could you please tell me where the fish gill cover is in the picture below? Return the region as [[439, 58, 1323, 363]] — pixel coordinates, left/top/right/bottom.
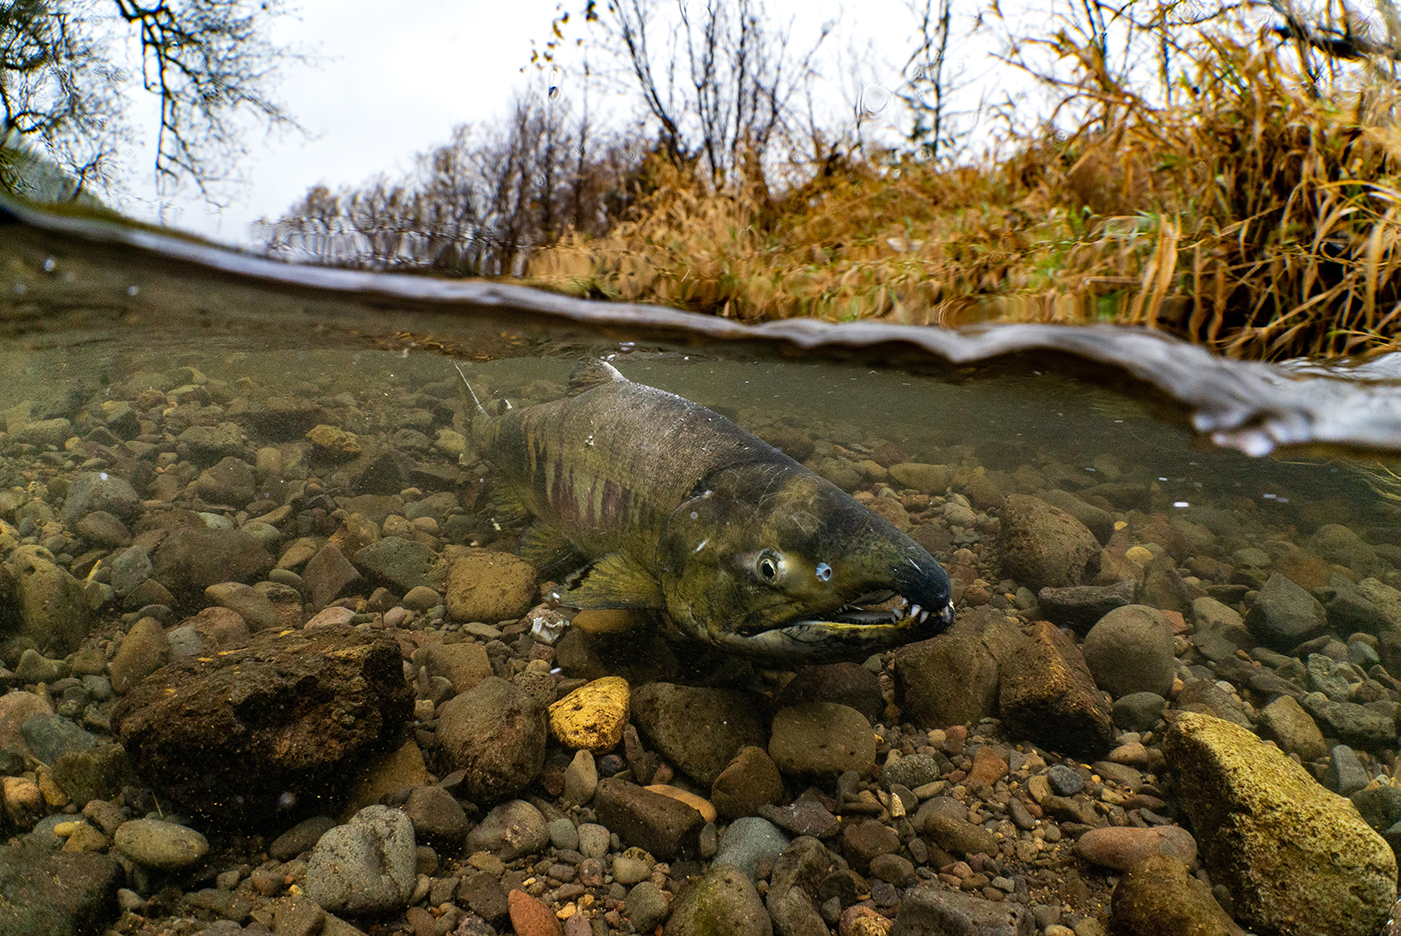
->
[[2, 192, 1401, 459]]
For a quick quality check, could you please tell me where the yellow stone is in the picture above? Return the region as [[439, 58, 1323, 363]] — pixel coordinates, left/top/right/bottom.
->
[[548, 676, 630, 751], [1124, 546, 1154, 565], [53, 821, 81, 837], [645, 784, 718, 823]]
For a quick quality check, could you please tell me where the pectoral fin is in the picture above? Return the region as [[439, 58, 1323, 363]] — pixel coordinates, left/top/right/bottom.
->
[[563, 552, 665, 610], [519, 523, 587, 578]]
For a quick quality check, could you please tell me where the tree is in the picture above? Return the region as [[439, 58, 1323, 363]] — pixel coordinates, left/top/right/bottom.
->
[[583, 0, 832, 187], [0, 0, 301, 202]]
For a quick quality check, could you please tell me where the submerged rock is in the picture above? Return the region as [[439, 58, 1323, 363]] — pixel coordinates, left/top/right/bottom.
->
[[998, 493, 1100, 589], [998, 621, 1115, 758], [112, 626, 412, 825], [1110, 854, 1244, 936], [1164, 711, 1396, 936], [437, 676, 547, 802]]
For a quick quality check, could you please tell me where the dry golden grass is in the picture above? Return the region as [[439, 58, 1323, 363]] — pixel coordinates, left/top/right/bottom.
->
[[526, 23, 1401, 361]]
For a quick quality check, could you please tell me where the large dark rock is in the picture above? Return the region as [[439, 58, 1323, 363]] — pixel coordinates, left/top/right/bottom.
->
[[894, 609, 1002, 728], [593, 777, 705, 860], [631, 683, 766, 786], [112, 626, 411, 826], [997, 621, 1115, 759], [891, 885, 1033, 935], [999, 494, 1100, 589], [437, 676, 547, 803], [0, 833, 122, 936], [150, 527, 274, 604]]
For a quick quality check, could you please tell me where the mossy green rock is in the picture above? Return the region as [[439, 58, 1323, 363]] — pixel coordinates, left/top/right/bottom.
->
[[664, 865, 772, 936], [1164, 711, 1397, 936]]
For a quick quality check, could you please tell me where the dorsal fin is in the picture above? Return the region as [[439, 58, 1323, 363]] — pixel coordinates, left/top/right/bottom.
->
[[567, 360, 627, 397]]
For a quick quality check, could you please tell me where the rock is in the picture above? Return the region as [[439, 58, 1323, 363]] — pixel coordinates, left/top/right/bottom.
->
[[594, 778, 706, 860], [891, 886, 1033, 936], [59, 470, 141, 525], [913, 797, 999, 858], [305, 424, 361, 460], [758, 801, 841, 840], [999, 494, 1100, 589], [562, 748, 599, 807], [1258, 695, 1328, 762], [665, 865, 772, 936], [548, 676, 630, 751], [840, 816, 901, 874], [5, 546, 90, 654], [465, 799, 550, 860], [403, 785, 468, 847], [305, 805, 416, 916], [178, 422, 246, 461], [270, 815, 338, 861], [108, 616, 171, 693], [1164, 711, 1396, 936], [889, 463, 952, 494], [627, 880, 672, 933], [196, 456, 257, 506], [109, 545, 153, 597], [355, 536, 445, 593], [713, 816, 789, 882], [204, 582, 282, 632], [775, 663, 886, 724], [112, 626, 412, 825], [150, 528, 274, 604], [1073, 825, 1197, 871], [114, 818, 210, 870], [632, 683, 766, 786], [302, 543, 364, 609], [1081, 605, 1175, 698], [51, 743, 132, 808], [711, 746, 785, 820], [416, 642, 493, 695], [1112, 692, 1169, 732], [15, 648, 67, 683], [1310, 524, 1381, 576], [1036, 581, 1135, 635], [437, 676, 547, 802], [509, 888, 564, 936], [458, 871, 510, 925], [0, 833, 122, 936], [0, 692, 50, 759], [1110, 854, 1245, 936], [769, 703, 876, 779], [1192, 596, 1251, 646], [1299, 693, 1397, 751], [997, 621, 1115, 759], [1246, 573, 1327, 652], [1325, 745, 1371, 796], [894, 611, 1001, 727], [74, 510, 131, 547], [445, 549, 538, 622], [1137, 556, 1194, 614], [20, 713, 98, 763]]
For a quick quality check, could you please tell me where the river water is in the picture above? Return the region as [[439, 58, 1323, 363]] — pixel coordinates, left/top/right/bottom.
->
[[3, 203, 1401, 936]]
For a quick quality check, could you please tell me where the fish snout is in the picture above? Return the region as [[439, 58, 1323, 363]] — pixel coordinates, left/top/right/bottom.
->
[[895, 557, 955, 633]]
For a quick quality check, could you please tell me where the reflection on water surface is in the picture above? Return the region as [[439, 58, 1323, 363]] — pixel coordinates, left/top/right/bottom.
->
[[1, 211, 1400, 936]]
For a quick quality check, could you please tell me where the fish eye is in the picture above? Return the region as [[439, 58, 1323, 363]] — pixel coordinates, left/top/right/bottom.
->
[[755, 550, 782, 584]]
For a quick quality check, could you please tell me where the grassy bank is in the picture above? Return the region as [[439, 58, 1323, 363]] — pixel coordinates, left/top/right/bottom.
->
[[526, 30, 1401, 362]]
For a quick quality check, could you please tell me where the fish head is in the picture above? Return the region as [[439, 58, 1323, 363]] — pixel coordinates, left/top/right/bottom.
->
[[656, 462, 955, 660]]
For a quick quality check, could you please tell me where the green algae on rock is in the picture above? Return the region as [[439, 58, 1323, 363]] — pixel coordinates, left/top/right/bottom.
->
[[1164, 711, 1397, 936]]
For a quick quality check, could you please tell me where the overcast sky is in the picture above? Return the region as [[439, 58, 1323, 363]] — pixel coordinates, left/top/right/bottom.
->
[[111, 0, 1009, 247]]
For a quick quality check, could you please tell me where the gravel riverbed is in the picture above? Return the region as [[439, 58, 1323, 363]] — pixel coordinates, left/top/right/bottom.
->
[[1, 356, 1400, 936]]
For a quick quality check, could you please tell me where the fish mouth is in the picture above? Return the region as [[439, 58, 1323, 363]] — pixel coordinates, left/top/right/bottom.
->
[[723, 590, 955, 660], [734, 591, 953, 637]]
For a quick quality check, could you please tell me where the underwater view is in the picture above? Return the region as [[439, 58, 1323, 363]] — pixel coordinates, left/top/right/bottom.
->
[[5, 211, 1401, 936]]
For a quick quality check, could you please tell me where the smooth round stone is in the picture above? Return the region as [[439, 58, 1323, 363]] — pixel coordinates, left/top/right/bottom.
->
[[547, 817, 580, 851], [1046, 764, 1084, 796], [1073, 825, 1197, 872], [114, 818, 210, 870], [548, 676, 630, 752], [1113, 692, 1169, 732], [612, 855, 652, 885], [713, 817, 789, 881], [577, 823, 610, 859]]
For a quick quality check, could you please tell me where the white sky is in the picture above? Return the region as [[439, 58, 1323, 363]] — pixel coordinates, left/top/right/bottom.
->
[[117, 0, 994, 246]]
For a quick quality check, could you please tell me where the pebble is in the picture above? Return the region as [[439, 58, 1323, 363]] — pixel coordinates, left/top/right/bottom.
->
[[1073, 825, 1198, 871], [305, 805, 416, 915], [113, 818, 210, 870], [548, 676, 630, 751]]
